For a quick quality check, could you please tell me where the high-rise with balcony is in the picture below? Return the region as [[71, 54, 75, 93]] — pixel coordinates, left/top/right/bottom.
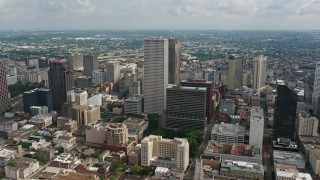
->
[[83, 54, 98, 77], [143, 38, 168, 114], [228, 55, 243, 90], [48, 59, 73, 110], [253, 55, 267, 90], [168, 38, 180, 85], [0, 61, 10, 113]]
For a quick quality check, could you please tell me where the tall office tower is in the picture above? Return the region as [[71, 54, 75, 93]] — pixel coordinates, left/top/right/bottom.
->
[[228, 54, 243, 90], [141, 135, 189, 171], [48, 59, 73, 110], [168, 38, 180, 85], [297, 113, 319, 136], [166, 84, 207, 131], [83, 54, 98, 76], [143, 38, 169, 114], [105, 61, 121, 83], [0, 61, 11, 113], [313, 62, 320, 116], [203, 68, 215, 85], [274, 80, 298, 140], [92, 69, 106, 84], [23, 88, 53, 113], [253, 55, 267, 90], [67, 54, 83, 70], [180, 80, 214, 121], [249, 107, 264, 152]]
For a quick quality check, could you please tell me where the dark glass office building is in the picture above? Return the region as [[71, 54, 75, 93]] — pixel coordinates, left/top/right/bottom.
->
[[181, 80, 214, 121], [23, 88, 53, 113], [274, 80, 298, 140], [168, 39, 180, 85], [48, 59, 73, 110]]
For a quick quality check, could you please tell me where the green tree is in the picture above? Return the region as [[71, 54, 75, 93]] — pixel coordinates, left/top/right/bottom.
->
[[130, 166, 141, 174], [109, 161, 120, 172], [7, 161, 16, 167], [34, 154, 42, 162], [57, 146, 65, 154]]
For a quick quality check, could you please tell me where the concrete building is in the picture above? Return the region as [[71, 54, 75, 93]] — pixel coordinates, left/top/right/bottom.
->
[[67, 54, 83, 70], [50, 153, 78, 169], [105, 61, 120, 83], [123, 117, 149, 141], [211, 123, 245, 144], [0, 61, 11, 113], [297, 113, 319, 137], [92, 69, 106, 84], [105, 123, 128, 146], [249, 107, 264, 151], [28, 114, 53, 129], [228, 55, 243, 90], [253, 55, 267, 90], [6, 75, 18, 85], [219, 160, 264, 180], [48, 59, 73, 110], [5, 157, 39, 180], [129, 80, 141, 96], [312, 62, 320, 116], [168, 38, 180, 85], [275, 164, 312, 180], [242, 71, 252, 87], [203, 68, 215, 85], [143, 37, 168, 114], [83, 54, 98, 77], [166, 84, 207, 131], [23, 88, 53, 114], [273, 150, 305, 169], [62, 104, 100, 127], [141, 135, 189, 171], [310, 148, 320, 175], [204, 140, 262, 163], [0, 149, 16, 166], [77, 76, 92, 89], [124, 95, 144, 114], [67, 89, 88, 106]]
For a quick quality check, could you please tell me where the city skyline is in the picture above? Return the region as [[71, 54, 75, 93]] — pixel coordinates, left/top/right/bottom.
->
[[0, 0, 320, 31]]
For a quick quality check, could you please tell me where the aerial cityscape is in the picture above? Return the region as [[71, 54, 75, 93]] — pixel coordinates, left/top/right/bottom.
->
[[1, 1, 320, 180]]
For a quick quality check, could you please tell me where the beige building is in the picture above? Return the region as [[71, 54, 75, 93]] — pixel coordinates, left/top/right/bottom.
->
[[275, 164, 312, 180], [228, 55, 243, 90], [141, 135, 189, 171], [5, 157, 39, 180], [86, 123, 128, 146], [297, 113, 319, 137], [62, 104, 100, 127], [253, 55, 267, 90], [67, 89, 88, 106], [309, 148, 320, 175]]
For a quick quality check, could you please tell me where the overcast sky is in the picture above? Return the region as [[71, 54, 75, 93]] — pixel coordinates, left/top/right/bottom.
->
[[1, 0, 320, 31]]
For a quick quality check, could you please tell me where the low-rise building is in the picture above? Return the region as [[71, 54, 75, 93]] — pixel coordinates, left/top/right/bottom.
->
[[50, 153, 79, 169], [275, 164, 312, 180], [5, 157, 39, 180], [211, 123, 245, 144], [57, 117, 78, 133], [219, 160, 264, 180], [28, 114, 53, 129], [204, 140, 262, 163], [53, 134, 76, 150], [123, 117, 148, 141], [0, 148, 16, 166], [0, 121, 18, 133], [273, 150, 305, 169], [124, 95, 144, 114], [309, 148, 320, 175]]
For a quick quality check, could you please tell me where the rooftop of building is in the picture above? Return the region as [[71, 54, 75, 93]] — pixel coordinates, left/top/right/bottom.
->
[[250, 107, 264, 121], [167, 84, 207, 91], [125, 95, 144, 102], [212, 123, 245, 136], [77, 76, 91, 79], [53, 153, 76, 164], [142, 135, 189, 146], [204, 140, 261, 158], [310, 148, 320, 159], [275, 164, 312, 180], [23, 88, 51, 94], [273, 150, 304, 162], [30, 113, 52, 120], [49, 58, 67, 63], [0, 148, 16, 157], [220, 160, 264, 174], [52, 171, 99, 180]]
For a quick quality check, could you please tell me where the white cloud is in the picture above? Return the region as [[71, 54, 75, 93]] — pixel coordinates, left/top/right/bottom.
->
[[0, 0, 319, 30]]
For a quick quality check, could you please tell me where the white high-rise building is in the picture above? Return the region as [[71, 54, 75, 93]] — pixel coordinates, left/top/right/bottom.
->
[[67, 90, 88, 106], [249, 107, 264, 151], [253, 55, 267, 90], [105, 61, 120, 83], [141, 135, 189, 171], [228, 55, 243, 90], [143, 38, 169, 114], [297, 113, 319, 137]]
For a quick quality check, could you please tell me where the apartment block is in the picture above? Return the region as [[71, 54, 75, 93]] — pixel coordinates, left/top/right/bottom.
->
[[297, 113, 319, 137], [141, 135, 189, 171], [124, 95, 144, 114]]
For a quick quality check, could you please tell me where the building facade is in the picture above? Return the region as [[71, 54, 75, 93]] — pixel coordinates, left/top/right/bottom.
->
[[228, 55, 243, 90], [143, 38, 169, 114], [253, 55, 267, 90], [23, 88, 53, 113], [211, 123, 245, 144], [83, 54, 98, 77], [48, 59, 73, 110], [297, 113, 319, 137], [168, 38, 180, 85], [0, 61, 10, 113], [249, 107, 264, 151], [166, 84, 207, 131], [124, 95, 144, 114], [105, 61, 120, 83]]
